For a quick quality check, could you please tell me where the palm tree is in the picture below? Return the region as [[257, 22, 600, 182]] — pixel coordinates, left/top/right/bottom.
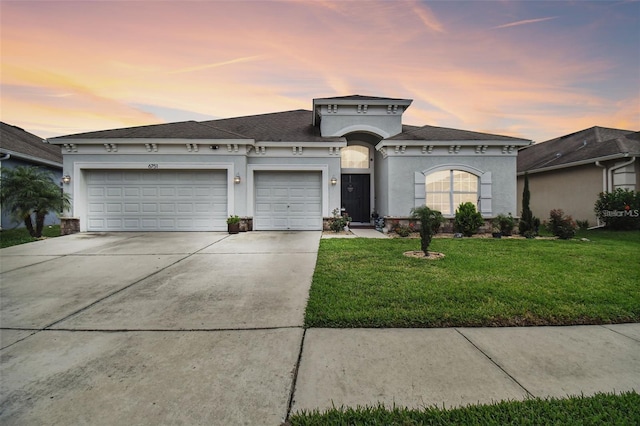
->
[[0, 166, 70, 237], [410, 205, 445, 255]]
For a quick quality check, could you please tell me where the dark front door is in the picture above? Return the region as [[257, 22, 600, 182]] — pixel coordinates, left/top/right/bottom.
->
[[341, 174, 370, 223]]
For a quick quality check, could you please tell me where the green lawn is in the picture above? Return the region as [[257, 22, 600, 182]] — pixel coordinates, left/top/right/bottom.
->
[[288, 391, 640, 425], [305, 230, 640, 328], [0, 225, 61, 248]]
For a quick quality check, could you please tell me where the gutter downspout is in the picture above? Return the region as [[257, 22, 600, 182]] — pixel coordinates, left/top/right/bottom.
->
[[595, 161, 607, 191], [593, 161, 607, 228]]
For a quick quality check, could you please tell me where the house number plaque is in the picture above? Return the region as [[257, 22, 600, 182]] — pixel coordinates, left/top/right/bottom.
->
[[148, 164, 159, 169]]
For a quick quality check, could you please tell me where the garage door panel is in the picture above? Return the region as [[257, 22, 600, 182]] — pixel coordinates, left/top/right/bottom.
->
[[254, 171, 322, 230], [86, 170, 227, 231], [88, 187, 104, 197], [106, 188, 123, 197], [159, 187, 176, 197], [89, 203, 104, 213], [106, 204, 122, 213]]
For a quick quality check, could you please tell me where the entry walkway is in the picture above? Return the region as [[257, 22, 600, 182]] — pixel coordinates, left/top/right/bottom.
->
[[322, 227, 389, 238]]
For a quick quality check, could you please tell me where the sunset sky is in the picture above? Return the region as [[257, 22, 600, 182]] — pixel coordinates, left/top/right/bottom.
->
[[1, 0, 639, 143]]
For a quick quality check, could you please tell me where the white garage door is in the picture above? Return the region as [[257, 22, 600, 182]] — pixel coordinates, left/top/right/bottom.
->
[[86, 170, 227, 231], [254, 171, 322, 230]]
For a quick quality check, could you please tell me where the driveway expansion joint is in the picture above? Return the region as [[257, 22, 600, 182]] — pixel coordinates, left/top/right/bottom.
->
[[285, 327, 307, 422]]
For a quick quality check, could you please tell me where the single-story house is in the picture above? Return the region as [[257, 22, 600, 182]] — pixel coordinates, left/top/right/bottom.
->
[[517, 126, 640, 225], [47, 95, 531, 232], [0, 122, 63, 230]]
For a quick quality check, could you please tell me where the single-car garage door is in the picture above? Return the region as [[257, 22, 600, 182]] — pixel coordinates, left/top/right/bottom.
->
[[86, 170, 227, 231], [254, 171, 322, 230]]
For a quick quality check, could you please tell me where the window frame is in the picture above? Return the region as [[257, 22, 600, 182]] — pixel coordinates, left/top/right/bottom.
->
[[425, 169, 479, 216]]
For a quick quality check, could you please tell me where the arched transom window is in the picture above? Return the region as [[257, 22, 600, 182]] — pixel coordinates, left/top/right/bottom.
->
[[341, 145, 369, 169], [426, 170, 479, 215]]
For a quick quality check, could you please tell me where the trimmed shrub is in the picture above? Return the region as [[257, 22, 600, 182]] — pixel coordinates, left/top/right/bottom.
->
[[518, 172, 539, 238], [549, 209, 577, 240], [454, 202, 483, 237], [492, 213, 515, 236], [595, 189, 640, 230]]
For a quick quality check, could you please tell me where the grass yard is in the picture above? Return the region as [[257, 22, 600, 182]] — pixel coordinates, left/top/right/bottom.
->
[[305, 230, 640, 328], [0, 225, 61, 248], [288, 391, 640, 425]]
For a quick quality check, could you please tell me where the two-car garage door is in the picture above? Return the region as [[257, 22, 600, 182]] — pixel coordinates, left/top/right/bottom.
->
[[85, 169, 322, 231], [86, 170, 227, 231]]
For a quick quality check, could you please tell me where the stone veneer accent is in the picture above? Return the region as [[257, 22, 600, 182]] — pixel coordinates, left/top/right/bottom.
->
[[60, 217, 80, 235]]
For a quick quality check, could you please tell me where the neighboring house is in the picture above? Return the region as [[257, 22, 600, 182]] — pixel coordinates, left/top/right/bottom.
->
[[46, 95, 530, 232], [0, 122, 63, 230], [517, 126, 640, 225]]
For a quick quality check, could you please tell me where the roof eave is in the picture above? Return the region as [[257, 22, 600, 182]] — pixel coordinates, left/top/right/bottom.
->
[[45, 138, 254, 145], [0, 148, 63, 168], [376, 139, 531, 150]]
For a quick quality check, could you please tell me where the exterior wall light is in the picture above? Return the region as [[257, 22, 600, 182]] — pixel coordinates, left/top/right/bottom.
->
[[61, 175, 71, 184], [330, 176, 337, 185], [234, 173, 241, 184]]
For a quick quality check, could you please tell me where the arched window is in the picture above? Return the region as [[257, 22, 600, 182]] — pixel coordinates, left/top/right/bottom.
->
[[341, 145, 369, 169], [425, 170, 478, 215]]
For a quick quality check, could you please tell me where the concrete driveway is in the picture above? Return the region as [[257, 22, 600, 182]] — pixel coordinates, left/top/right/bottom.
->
[[1, 231, 320, 425]]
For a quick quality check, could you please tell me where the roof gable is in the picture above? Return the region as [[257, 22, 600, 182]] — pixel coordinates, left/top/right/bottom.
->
[[0, 122, 62, 164]]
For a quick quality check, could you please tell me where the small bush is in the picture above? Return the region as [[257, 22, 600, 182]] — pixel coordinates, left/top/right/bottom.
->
[[576, 219, 590, 230], [549, 209, 577, 239], [595, 188, 640, 230], [328, 208, 351, 232], [395, 224, 412, 237], [454, 202, 483, 237], [492, 213, 515, 236]]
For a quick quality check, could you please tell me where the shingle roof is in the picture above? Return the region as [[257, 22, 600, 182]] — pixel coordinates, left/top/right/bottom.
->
[[201, 110, 344, 142], [0, 122, 62, 164], [388, 124, 530, 142], [517, 126, 640, 172], [48, 121, 248, 140], [314, 94, 412, 103]]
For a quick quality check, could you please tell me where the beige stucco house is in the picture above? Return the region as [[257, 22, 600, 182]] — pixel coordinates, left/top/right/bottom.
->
[[517, 126, 640, 225]]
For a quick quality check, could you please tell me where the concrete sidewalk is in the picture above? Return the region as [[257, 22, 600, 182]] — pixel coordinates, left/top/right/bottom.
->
[[292, 325, 640, 413], [1, 232, 639, 425]]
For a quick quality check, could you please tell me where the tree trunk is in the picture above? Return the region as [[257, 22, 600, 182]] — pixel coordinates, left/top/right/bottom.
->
[[23, 213, 36, 237], [35, 211, 46, 238]]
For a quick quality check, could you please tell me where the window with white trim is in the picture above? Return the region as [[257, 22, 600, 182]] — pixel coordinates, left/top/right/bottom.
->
[[425, 170, 479, 215]]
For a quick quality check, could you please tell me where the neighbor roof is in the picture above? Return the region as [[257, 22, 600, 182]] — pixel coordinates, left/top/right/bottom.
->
[[388, 124, 530, 143], [0, 122, 62, 165], [517, 126, 640, 172]]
